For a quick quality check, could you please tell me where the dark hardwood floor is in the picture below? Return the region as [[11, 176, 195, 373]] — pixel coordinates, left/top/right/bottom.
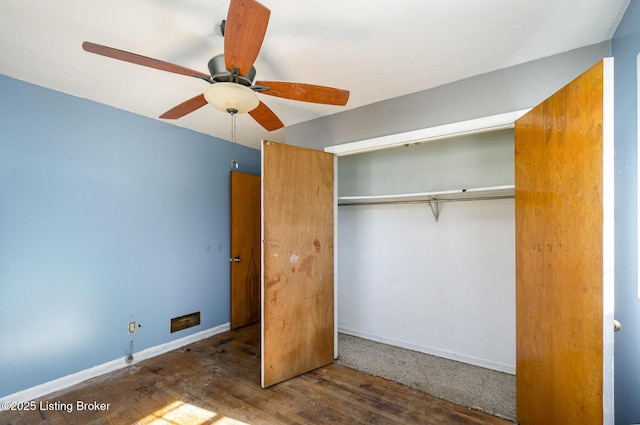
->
[[0, 324, 513, 424]]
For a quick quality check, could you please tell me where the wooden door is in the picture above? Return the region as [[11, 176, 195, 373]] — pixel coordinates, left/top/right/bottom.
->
[[514, 59, 614, 424], [230, 171, 261, 329], [261, 141, 335, 388]]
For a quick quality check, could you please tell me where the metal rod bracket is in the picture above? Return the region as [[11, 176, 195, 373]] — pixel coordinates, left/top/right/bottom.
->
[[428, 201, 440, 222]]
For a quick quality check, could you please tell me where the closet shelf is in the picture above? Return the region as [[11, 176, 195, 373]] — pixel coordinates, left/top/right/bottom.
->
[[338, 185, 515, 221]]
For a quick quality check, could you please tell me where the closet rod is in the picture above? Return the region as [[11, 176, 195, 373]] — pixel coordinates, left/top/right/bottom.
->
[[338, 195, 514, 207]]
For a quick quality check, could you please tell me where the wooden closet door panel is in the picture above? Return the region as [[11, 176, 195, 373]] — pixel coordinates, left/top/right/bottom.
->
[[515, 59, 614, 425], [261, 141, 334, 388]]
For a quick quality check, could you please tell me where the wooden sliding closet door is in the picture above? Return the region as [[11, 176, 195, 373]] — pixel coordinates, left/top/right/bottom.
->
[[261, 141, 335, 388], [514, 59, 614, 425]]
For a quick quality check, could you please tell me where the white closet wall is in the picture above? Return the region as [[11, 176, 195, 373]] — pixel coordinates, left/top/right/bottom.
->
[[337, 129, 516, 373]]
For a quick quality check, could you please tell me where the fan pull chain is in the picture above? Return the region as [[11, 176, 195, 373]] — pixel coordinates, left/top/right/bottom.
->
[[230, 110, 239, 169]]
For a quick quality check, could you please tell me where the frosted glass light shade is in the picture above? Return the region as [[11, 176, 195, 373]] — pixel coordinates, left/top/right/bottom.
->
[[204, 82, 259, 114]]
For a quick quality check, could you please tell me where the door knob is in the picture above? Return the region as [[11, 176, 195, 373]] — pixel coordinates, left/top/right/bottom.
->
[[231, 256, 241, 263], [614, 320, 621, 332]]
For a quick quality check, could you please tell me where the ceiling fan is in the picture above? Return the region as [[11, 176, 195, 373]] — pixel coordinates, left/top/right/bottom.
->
[[82, 0, 349, 132]]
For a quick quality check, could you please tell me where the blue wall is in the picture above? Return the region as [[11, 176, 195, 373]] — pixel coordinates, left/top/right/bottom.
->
[[0, 75, 260, 397], [612, 2, 640, 423]]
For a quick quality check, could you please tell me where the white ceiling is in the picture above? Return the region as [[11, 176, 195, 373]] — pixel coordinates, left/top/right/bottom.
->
[[0, 0, 629, 149]]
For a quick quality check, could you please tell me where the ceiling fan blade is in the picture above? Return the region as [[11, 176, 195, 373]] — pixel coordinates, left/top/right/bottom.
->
[[82, 41, 210, 79], [255, 81, 350, 106], [160, 94, 208, 119], [224, 0, 270, 77], [248, 101, 284, 131]]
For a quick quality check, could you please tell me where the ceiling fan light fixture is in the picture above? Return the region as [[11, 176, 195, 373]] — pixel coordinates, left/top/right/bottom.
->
[[204, 82, 259, 114]]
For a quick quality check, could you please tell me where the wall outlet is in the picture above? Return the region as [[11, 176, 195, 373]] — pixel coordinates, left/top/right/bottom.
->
[[128, 321, 136, 334]]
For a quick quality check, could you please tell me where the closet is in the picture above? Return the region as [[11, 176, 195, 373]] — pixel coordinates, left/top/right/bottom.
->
[[335, 129, 517, 373], [331, 58, 615, 424]]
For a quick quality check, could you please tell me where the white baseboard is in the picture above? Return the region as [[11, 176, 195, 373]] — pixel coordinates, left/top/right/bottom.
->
[[0, 322, 230, 404], [338, 326, 516, 375]]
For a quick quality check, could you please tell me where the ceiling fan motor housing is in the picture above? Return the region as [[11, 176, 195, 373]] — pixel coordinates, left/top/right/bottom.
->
[[208, 54, 256, 86]]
